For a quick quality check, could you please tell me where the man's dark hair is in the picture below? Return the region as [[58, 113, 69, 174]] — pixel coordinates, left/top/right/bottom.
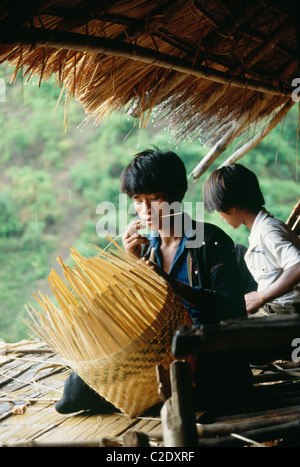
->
[[120, 148, 188, 201], [203, 163, 265, 214]]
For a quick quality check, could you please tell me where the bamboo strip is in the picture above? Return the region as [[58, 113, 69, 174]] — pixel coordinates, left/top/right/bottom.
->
[[0, 368, 64, 395], [99, 287, 149, 338], [83, 302, 130, 354], [0, 397, 60, 403], [29, 249, 171, 354]]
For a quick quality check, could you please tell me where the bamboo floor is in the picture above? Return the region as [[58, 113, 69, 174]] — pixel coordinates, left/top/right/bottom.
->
[[2, 340, 300, 448], [0, 340, 163, 447]]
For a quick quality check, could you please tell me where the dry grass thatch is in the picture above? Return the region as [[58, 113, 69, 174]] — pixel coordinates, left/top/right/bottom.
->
[[0, 0, 299, 176], [26, 242, 190, 417]]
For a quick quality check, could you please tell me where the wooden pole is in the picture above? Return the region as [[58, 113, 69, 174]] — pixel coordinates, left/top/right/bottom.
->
[[286, 199, 300, 227], [190, 95, 268, 179], [129, 410, 300, 444], [220, 99, 295, 166], [160, 361, 199, 447], [197, 413, 300, 439], [197, 419, 300, 446], [189, 121, 239, 179], [1, 26, 292, 98], [189, 44, 296, 179], [214, 403, 300, 424]]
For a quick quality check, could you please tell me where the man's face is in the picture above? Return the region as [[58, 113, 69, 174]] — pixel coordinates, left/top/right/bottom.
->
[[132, 192, 176, 231]]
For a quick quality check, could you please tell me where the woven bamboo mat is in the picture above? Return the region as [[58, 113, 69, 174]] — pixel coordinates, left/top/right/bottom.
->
[[0, 340, 162, 447]]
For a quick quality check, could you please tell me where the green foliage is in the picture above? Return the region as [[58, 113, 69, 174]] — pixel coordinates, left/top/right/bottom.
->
[[0, 189, 22, 237], [0, 61, 299, 342], [6, 165, 60, 233], [0, 236, 56, 342]]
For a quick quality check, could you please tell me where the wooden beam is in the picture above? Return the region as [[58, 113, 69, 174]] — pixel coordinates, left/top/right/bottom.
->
[[189, 45, 296, 179], [171, 314, 300, 360], [197, 412, 300, 439], [194, 0, 266, 55], [1, 26, 292, 97], [196, 419, 300, 446], [195, 2, 295, 64], [126, 0, 194, 40], [239, 19, 294, 74], [53, 0, 194, 55], [51, 0, 122, 30], [1, 1, 58, 30]]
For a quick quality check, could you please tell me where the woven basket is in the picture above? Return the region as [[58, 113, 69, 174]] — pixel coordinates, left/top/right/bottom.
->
[[68, 291, 188, 417], [27, 246, 191, 417]]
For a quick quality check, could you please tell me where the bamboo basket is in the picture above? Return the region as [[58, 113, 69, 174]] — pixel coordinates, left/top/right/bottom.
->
[[26, 243, 190, 417]]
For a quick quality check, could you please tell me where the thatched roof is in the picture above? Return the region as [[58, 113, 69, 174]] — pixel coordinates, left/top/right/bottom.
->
[[0, 0, 299, 177]]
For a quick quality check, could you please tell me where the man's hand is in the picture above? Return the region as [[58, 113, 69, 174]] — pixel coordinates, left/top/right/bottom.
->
[[244, 291, 264, 314], [122, 220, 149, 258], [245, 263, 300, 314], [142, 258, 171, 283]]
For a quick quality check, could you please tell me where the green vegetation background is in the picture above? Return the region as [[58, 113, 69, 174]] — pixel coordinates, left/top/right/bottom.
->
[[0, 62, 299, 343]]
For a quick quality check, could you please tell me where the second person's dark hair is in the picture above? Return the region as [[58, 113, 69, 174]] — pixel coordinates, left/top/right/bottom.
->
[[203, 163, 265, 214]]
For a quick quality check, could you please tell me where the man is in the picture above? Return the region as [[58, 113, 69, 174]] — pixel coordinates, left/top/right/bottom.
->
[[120, 148, 248, 325], [120, 149, 252, 411], [55, 150, 252, 415], [203, 163, 300, 316]]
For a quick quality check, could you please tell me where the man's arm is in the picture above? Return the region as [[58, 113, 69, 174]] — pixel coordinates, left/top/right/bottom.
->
[[245, 262, 300, 313]]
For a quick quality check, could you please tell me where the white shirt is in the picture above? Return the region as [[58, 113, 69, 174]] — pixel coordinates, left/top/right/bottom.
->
[[244, 209, 300, 310]]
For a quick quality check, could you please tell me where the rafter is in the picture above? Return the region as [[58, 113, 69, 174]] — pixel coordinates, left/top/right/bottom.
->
[[1, 26, 292, 97], [190, 95, 272, 179], [193, 0, 265, 56], [221, 99, 295, 166]]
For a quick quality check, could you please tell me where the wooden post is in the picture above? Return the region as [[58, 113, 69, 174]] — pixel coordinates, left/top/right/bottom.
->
[[156, 364, 171, 401], [160, 360, 198, 447], [122, 431, 150, 447]]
